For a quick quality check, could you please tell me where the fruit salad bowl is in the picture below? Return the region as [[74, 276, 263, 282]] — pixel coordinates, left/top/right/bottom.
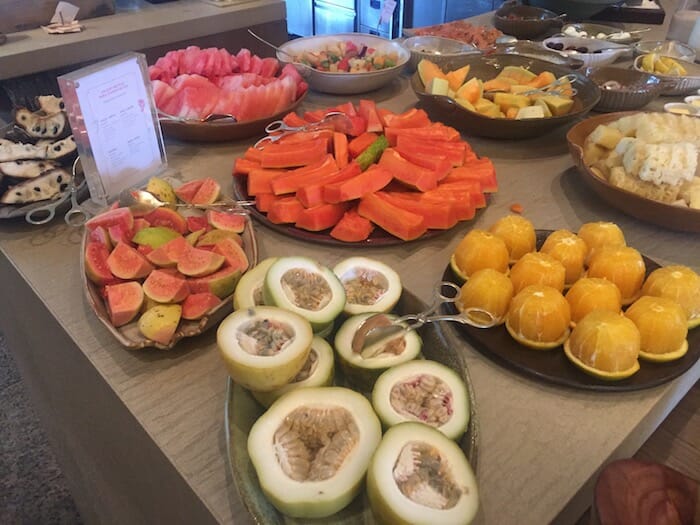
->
[[276, 33, 410, 95], [81, 177, 258, 350], [411, 53, 601, 139]]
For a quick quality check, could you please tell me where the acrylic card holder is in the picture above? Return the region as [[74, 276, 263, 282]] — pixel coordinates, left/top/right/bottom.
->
[[58, 52, 167, 207]]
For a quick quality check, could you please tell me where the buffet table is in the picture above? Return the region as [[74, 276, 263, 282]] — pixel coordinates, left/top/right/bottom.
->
[[1, 2, 699, 524]]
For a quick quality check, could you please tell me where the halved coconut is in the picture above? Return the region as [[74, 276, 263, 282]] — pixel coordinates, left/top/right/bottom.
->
[[217, 305, 313, 392], [367, 422, 479, 525], [247, 386, 382, 519], [334, 312, 422, 391], [264, 256, 346, 332], [252, 336, 335, 407], [372, 360, 470, 441], [233, 257, 278, 310], [333, 256, 402, 315]]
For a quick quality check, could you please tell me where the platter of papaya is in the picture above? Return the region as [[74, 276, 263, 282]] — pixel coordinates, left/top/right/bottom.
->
[[438, 230, 700, 392], [567, 111, 700, 233], [148, 45, 309, 142], [224, 286, 480, 524], [411, 53, 601, 139], [80, 176, 258, 350], [231, 101, 498, 245]]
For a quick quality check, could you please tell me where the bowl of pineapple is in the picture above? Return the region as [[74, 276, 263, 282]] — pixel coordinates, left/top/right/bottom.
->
[[567, 111, 700, 232], [411, 53, 600, 139], [634, 53, 700, 96]]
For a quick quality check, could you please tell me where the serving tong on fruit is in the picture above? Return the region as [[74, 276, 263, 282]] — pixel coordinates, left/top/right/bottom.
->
[[254, 111, 353, 148], [351, 281, 498, 356], [484, 73, 579, 97], [118, 188, 254, 215]]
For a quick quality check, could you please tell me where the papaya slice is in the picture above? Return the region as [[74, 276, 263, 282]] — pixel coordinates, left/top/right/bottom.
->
[[233, 157, 261, 175], [330, 208, 375, 242], [358, 99, 383, 133], [260, 139, 328, 169], [348, 132, 379, 158], [267, 196, 305, 224], [376, 191, 459, 230], [380, 108, 431, 129], [269, 154, 338, 195], [357, 192, 427, 242], [295, 202, 351, 232], [333, 131, 349, 168], [385, 123, 461, 146], [323, 165, 393, 203], [296, 162, 361, 208], [247, 168, 286, 196], [378, 148, 439, 192], [395, 136, 467, 167]]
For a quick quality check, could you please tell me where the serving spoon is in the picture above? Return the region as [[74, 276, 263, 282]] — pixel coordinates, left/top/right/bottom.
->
[[351, 281, 498, 356], [118, 188, 254, 215], [247, 29, 297, 62]]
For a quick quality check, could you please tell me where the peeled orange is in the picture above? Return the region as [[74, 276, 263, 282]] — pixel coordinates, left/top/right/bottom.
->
[[625, 296, 688, 362], [506, 284, 571, 350], [563, 310, 640, 380]]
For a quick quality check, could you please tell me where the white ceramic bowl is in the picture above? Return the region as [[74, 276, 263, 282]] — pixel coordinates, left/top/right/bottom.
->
[[542, 36, 631, 68], [663, 102, 700, 116], [685, 95, 700, 107], [276, 33, 410, 95]]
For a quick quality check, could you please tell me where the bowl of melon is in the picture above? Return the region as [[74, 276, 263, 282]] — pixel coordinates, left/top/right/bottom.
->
[[411, 54, 600, 139], [149, 46, 308, 142]]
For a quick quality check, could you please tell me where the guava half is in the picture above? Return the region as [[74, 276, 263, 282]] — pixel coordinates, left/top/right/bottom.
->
[[247, 386, 381, 519], [367, 422, 479, 525]]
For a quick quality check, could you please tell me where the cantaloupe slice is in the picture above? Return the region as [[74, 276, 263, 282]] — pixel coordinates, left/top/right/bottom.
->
[[417, 59, 447, 89], [528, 71, 556, 89], [445, 64, 471, 92], [483, 78, 514, 92], [498, 66, 537, 84], [455, 77, 483, 104]]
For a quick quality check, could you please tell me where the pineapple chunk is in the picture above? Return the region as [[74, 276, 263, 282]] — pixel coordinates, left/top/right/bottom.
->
[[493, 92, 530, 113], [589, 124, 624, 150], [533, 98, 552, 117], [515, 105, 545, 119], [539, 95, 574, 117], [455, 98, 476, 112], [428, 77, 450, 96]]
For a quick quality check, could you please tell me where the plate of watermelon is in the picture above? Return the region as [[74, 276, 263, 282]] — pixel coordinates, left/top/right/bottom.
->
[[149, 46, 309, 142], [231, 101, 498, 245], [81, 176, 258, 350]]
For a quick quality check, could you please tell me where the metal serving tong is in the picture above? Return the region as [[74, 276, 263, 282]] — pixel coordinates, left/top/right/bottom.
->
[[484, 73, 579, 98], [254, 111, 353, 148], [118, 188, 254, 215], [157, 111, 237, 123], [351, 281, 499, 356], [25, 157, 92, 227]]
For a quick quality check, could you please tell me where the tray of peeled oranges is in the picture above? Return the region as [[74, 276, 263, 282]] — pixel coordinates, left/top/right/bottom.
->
[[441, 215, 700, 391]]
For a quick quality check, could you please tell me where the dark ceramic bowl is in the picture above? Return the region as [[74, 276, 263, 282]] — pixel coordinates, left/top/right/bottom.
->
[[584, 66, 663, 112], [411, 54, 601, 140], [567, 111, 700, 233], [494, 3, 563, 40]]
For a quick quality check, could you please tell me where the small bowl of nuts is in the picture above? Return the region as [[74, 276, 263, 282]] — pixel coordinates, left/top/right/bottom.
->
[[584, 66, 663, 112], [543, 36, 631, 68]]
